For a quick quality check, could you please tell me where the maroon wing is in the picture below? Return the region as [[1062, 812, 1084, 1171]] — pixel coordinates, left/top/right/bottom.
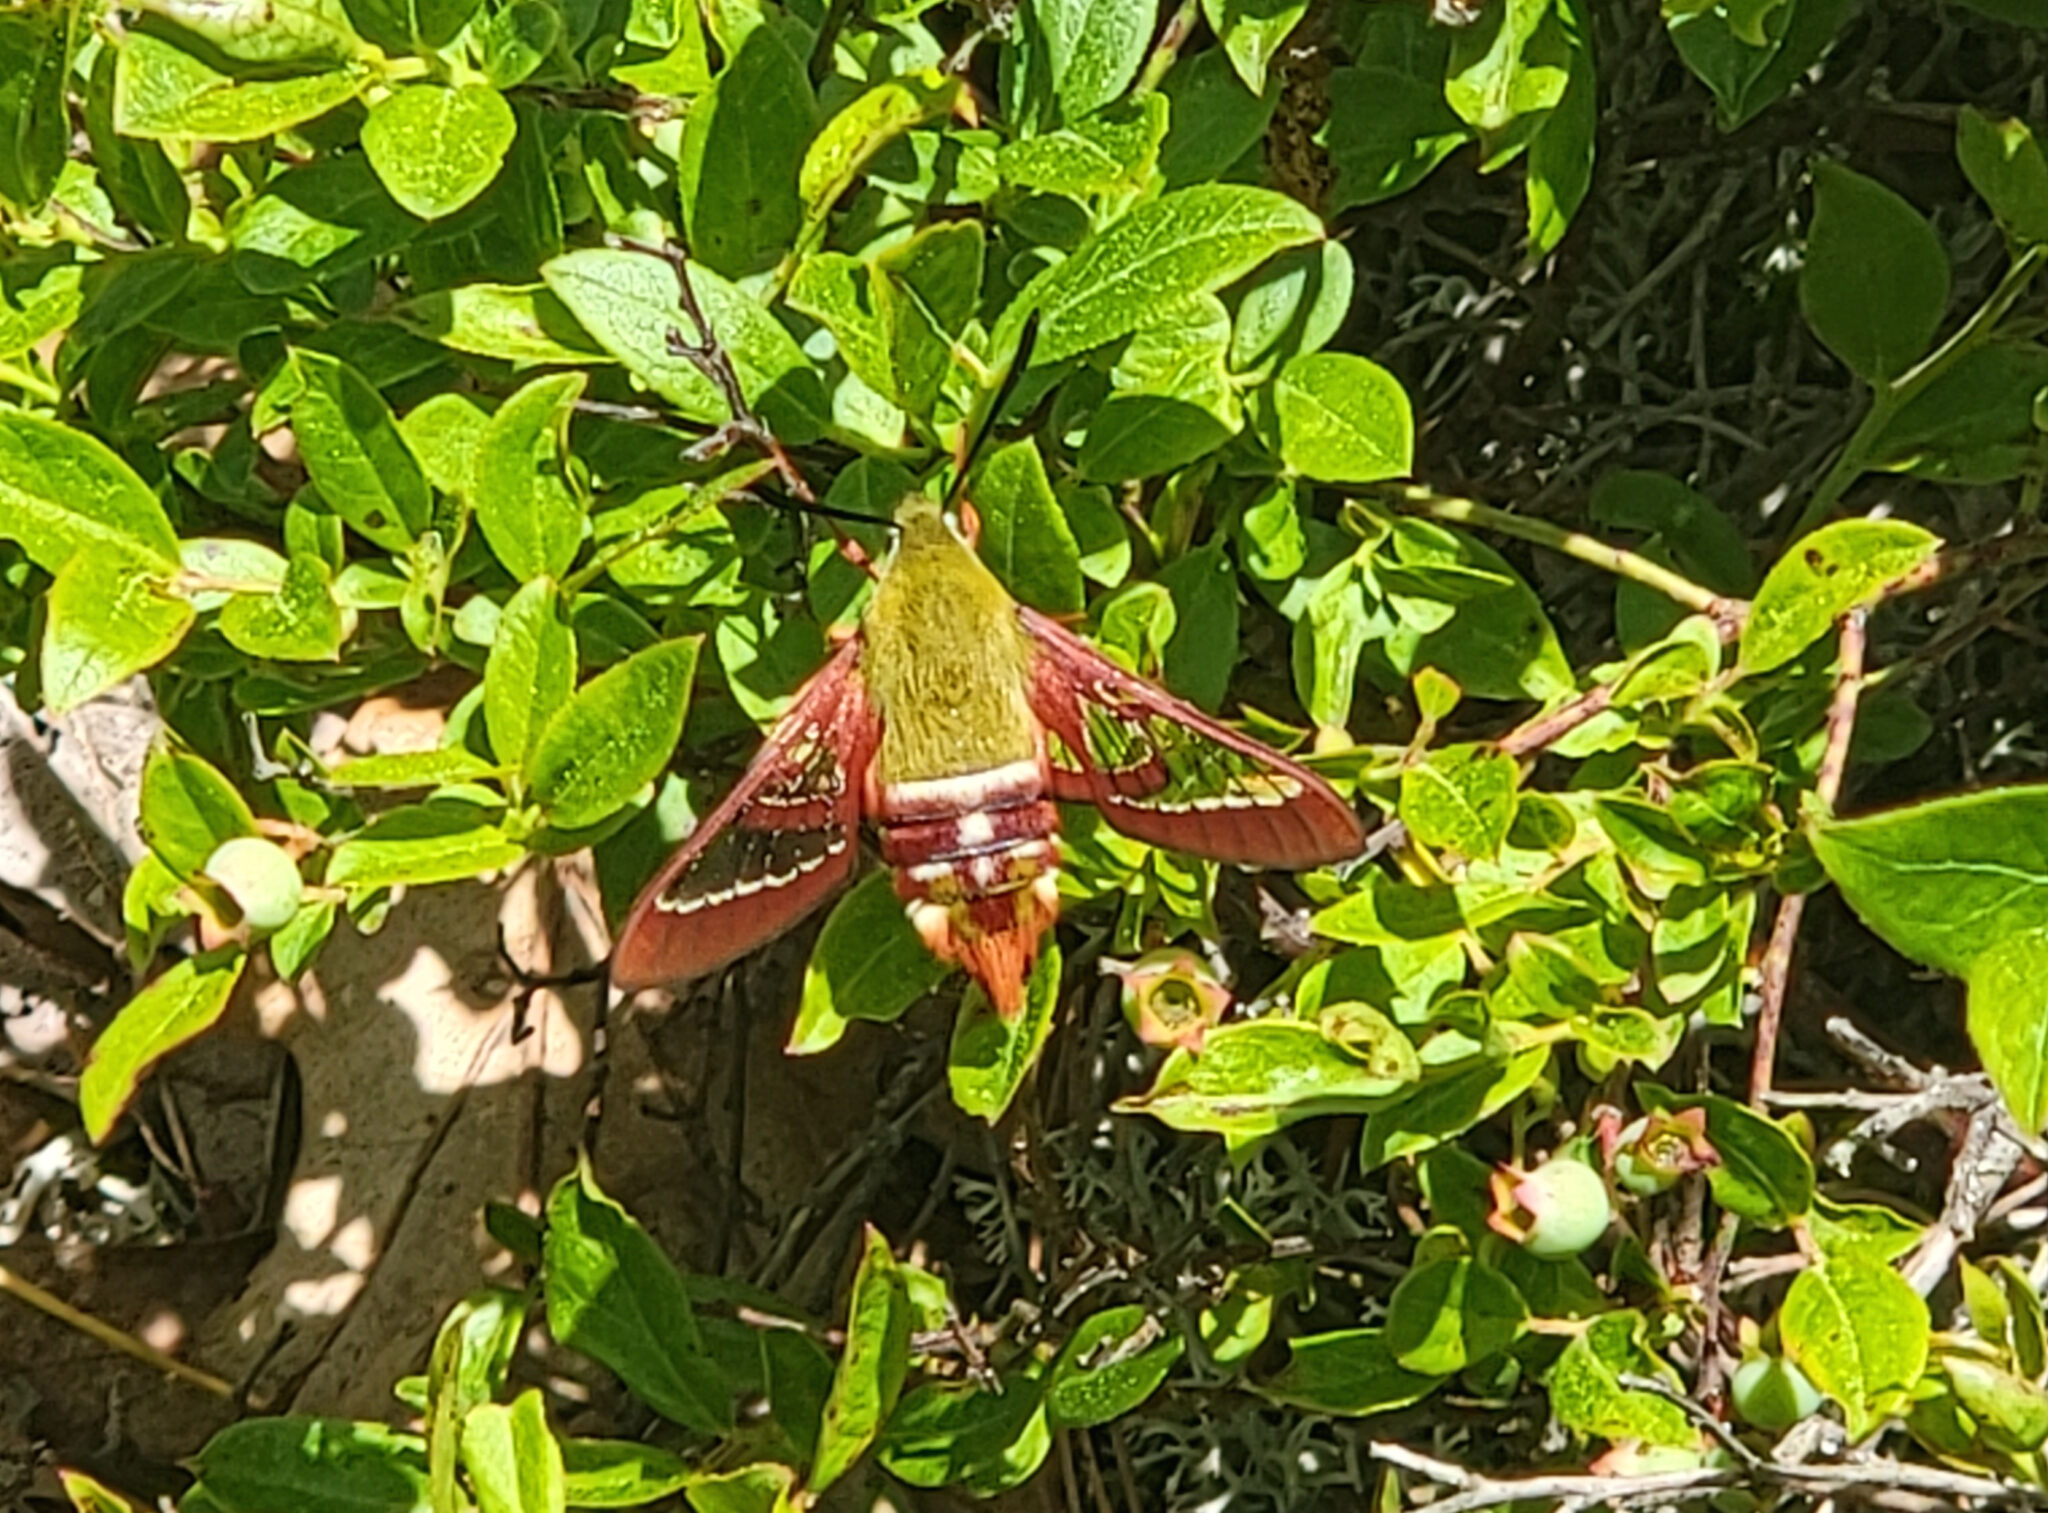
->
[[1019, 606, 1365, 869], [612, 638, 877, 991]]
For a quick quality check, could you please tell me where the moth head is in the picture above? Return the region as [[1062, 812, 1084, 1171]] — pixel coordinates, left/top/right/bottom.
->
[[891, 493, 981, 554]]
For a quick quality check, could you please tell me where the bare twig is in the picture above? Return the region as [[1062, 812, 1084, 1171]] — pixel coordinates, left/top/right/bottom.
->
[[1749, 607, 1867, 1107]]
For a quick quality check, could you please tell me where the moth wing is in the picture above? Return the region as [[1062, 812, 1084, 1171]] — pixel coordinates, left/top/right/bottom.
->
[[612, 638, 876, 991], [1019, 606, 1365, 869]]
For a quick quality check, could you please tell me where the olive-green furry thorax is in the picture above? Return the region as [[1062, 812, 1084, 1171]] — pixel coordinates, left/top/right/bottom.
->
[[862, 497, 1038, 784]]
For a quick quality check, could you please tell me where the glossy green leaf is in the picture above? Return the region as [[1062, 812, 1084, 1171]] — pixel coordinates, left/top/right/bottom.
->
[[1968, 933, 2048, 1134], [398, 283, 602, 367], [462, 1390, 565, 1513], [1230, 241, 1354, 375], [57, 1471, 141, 1513], [1799, 161, 1951, 383], [1259, 1329, 1442, 1414], [323, 750, 501, 790], [476, 373, 588, 580], [286, 349, 432, 551], [0, 410, 179, 572], [1958, 108, 2048, 244], [1358, 1042, 1550, 1169], [1202, 0, 1308, 94], [188, 1419, 428, 1513], [81, 947, 247, 1144], [1324, 63, 1469, 213], [486, 578, 577, 778], [971, 439, 1084, 614], [1047, 1306, 1184, 1427], [1545, 1312, 1698, 1448], [801, 72, 960, 222], [685, 1463, 800, 1513], [0, 9, 72, 211], [1400, 744, 1517, 861], [1385, 1254, 1525, 1375], [326, 800, 524, 889], [997, 94, 1168, 196], [113, 33, 362, 141], [1525, 0, 1595, 254], [676, 24, 814, 277], [1116, 1018, 1419, 1142], [1946, 1353, 2048, 1451], [544, 1162, 729, 1433], [1035, 0, 1152, 118], [1275, 352, 1412, 483], [810, 1226, 912, 1493], [1028, 186, 1324, 364], [558, 1440, 694, 1508], [529, 638, 700, 829], [791, 871, 953, 1055], [950, 945, 1062, 1122], [41, 545, 194, 712], [1741, 518, 1938, 672], [361, 84, 517, 220], [1780, 1256, 1929, 1439], [877, 1376, 1051, 1495], [219, 555, 347, 661], [139, 737, 257, 880], [1445, 0, 1570, 136]]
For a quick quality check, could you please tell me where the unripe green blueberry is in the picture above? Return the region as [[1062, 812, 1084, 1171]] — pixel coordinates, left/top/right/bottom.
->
[[204, 835, 304, 931], [1490, 1157, 1612, 1259], [1730, 1354, 1822, 1432]]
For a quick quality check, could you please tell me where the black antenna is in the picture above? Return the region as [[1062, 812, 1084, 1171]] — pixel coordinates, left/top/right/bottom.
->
[[946, 309, 1042, 509]]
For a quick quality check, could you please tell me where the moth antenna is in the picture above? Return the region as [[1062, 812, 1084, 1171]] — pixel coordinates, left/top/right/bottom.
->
[[946, 309, 1043, 510]]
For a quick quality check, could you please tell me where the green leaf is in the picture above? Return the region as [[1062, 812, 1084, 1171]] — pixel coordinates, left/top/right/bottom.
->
[[286, 349, 432, 551], [1545, 1312, 1698, 1448], [397, 283, 604, 366], [486, 578, 577, 779], [1028, 186, 1324, 364], [1154, 540, 1240, 711], [1115, 1018, 1419, 1142], [1445, 0, 1570, 138], [1799, 161, 1951, 383], [1385, 1253, 1526, 1375], [686, 1463, 801, 1513], [1323, 63, 1469, 214], [1668, 0, 1855, 131], [269, 899, 337, 982], [544, 1162, 729, 1433], [878, 1377, 1051, 1495], [1525, 0, 1595, 255], [0, 9, 71, 210], [326, 800, 525, 889], [1047, 1306, 1184, 1427], [41, 545, 194, 712], [57, 1471, 141, 1513], [113, 33, 363, 142], [188, 1419, 428, 1513], [425, 1286, 526, 1511], [949, 945, 1062, 1122], [1034, 0, 1152, 118], [1741, 518, 1938, 673], [801, 72, 960, 223], [80, 947, 247, 1144], [1810, 785, 2048, 1127], [1967, 933, 2048, 1133], [676, 23, 814, 277], [810, 1226, 912, 1493], [475, 372, 588, 580], [1158, 47, 1277, 190], [324, 749, 501, 789], [971, 439, 1084, 614], [139, 737, 257, 879], [543, 248, 827, 444], [219, 555, 347, 662], [1945, 1354, 2048, 1452], [1230, 241, 1354, 376], [1275, 352, 1413, 483], [1400, 744, 1518, 861], [1202, 0, 1308, 94], [0, 410, 179, 572], [0, 263, 84, 362], [1780, 1256, 1929, 1439], [791, 871, 953, 1056], [1261, 1327, 1442, 1415], [997, 94, 1168, 196], [529, 638, 700, 829], [1808, 784, 2048, 980], [1358, 1041, 1550, 1169], [131, 0, 363, 63], [462, 1390, 565, 1513], [361, 84, 517, 220], [559, 1440, 694, 1508], [1958, 108, 2048, 245]]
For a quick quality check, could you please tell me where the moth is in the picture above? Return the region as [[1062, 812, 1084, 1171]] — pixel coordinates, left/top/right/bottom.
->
[[611, 494, 1366, 1013]]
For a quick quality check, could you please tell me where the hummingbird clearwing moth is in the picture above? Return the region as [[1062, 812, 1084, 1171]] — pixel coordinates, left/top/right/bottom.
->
[[611, 493, 1366, 1014]]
